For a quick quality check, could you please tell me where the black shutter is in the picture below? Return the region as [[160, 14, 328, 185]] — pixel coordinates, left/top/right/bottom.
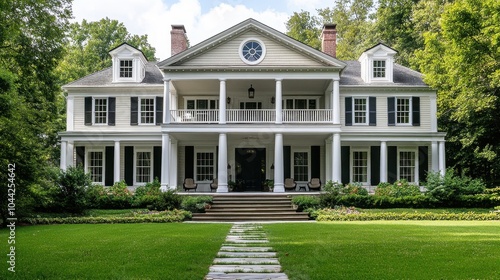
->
[[153, 146, 162, 181], [284, 146, 291, 179], [345, 97, 353, 126], [412, 97, 420, 126], [156, 96, 163, 125], [341, 146, 350, 184], [388, 97, 395, 126], [369, 96, 377, 126], [124, 146, 134, 186], [84, 97, 92, 126], [108, 97, 116, 126], [185, 146, 194, 179], [105, 146, 114, 186], [388, 146, 397, 183], [371, 146, 380, 185], [76, 146, 85, 167], [419, 146, 428, 184], [311, 146, 320, 179], [130, 97, 138, 125]]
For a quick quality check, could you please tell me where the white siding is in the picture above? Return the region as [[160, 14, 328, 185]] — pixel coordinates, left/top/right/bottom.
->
[[183, 31, 324, 67]]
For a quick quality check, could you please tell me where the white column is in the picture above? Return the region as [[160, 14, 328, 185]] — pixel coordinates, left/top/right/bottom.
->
[[275, 79, 283, 124], [66, 142, 74, 167], [170, 140, 178, 190], [430, 95, 438, 132], [274, 133, 284, 192], [163, 80, 171, 124], [160, 134, 171, 191], [332, 133, 341, 183], [439, 141, 446, 176], [431, 141, 439, 172], [332, 79, 340, 124], [325, 138, 332, 181], [66, 96, 74, 131], [114, 141, 120, 183], [380, 141, 387, 183], [60, 141, 67, 170], [219, 79, 226, 124], [217, 133, 228, 192]]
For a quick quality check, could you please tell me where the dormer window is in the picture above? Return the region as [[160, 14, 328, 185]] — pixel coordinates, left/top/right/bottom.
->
[[120, 60, 133, 78], [373, 60, 386, 78]]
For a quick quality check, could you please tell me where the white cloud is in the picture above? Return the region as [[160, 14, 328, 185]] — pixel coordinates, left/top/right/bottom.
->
[[72, 0, 289, 61]]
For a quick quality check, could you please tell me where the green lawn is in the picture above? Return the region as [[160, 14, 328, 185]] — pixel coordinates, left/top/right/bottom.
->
[[0, 223, 231, 280], [265, 221, 500, 280]]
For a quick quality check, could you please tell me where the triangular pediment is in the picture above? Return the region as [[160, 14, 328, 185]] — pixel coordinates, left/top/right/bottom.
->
[[157, 18, 346, 70]]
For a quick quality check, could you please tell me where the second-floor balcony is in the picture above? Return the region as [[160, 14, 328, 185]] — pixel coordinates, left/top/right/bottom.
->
[[170, 109, 333, 123]]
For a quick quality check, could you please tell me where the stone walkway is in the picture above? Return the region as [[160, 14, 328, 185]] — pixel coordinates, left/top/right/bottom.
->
[[205, 223, 289, 280]]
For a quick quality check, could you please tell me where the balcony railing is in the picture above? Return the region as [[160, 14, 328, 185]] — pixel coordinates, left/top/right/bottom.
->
[[170, 109, 333, 123]]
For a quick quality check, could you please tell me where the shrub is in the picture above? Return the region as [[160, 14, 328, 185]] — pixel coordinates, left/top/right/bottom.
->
[[53, 166, 92, 213], [104, 181, 133, 209], [374, 180, 421, 197], [181, 196, 213, 213], [292, 196, 320, 211], [315, 209, 500, 221], [343, 182, 369, 196], [148, 190, 182, 211], [86, 184, 108, 208], [133, 178, 162, 208], [426, 169, 486, 205], [322, 180, 344, 195]]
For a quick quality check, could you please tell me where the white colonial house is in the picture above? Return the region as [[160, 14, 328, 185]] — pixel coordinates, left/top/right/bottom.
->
[[59, 18, 446, 192]]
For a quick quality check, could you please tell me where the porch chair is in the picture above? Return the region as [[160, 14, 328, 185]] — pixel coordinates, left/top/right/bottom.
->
[[210, 178, 218, 192], [307, 178, 321, 191], [183, 178, 198, 192], [284, 178, 297, 191]]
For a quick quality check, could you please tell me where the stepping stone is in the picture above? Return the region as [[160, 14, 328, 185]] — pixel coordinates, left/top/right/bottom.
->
[[205, 272, 289, 279], [209, 265, 282, 273], [225, 239, 269, 243], [217, 252, 277, 258], [213, 258, 280, 264], [220, 246, 274, 252]]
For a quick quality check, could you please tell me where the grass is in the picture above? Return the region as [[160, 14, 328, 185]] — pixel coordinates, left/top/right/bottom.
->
[[265, 221, 500, 280], [0, 223, 231, 280]]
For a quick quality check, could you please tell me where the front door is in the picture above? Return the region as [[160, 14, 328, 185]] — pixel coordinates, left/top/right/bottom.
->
[[235, 148, 266, 191]]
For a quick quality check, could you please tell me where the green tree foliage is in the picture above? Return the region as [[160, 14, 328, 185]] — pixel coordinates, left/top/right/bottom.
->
[[0, 0, 72, 226], [56, 17, 157, 85], [285, 0, 375, 60], [416, 0, 500, 185]]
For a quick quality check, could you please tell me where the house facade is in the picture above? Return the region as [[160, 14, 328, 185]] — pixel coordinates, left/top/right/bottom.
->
[[59, 19, 446, 192]]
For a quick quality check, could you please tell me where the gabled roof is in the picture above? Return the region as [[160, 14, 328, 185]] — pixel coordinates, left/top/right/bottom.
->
[[157, 18, 346, 69], [362, 42, 398, 56], [109, 42, 148, 62]]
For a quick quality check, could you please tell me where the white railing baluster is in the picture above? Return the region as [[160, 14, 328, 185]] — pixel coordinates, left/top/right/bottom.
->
[[169, 109, 332, 123]]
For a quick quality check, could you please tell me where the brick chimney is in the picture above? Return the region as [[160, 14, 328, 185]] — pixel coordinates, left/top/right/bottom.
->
[[171, 25, 187, 56], [321, 24, 337, 57]]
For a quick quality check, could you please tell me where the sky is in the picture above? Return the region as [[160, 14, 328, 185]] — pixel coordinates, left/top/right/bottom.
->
[[72, 0, 333, 60]]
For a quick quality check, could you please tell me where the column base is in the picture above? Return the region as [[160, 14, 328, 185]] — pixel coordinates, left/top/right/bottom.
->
[[216, 184, 229, 193], [161, 183, 175, 192], [273, 183, 285, 192]]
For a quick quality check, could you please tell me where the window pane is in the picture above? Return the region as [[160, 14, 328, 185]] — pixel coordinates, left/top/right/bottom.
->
[[353, 98, 367, 124], [373, 60, 386, 78], [140, 98, 155, 124], [94, 98, 107, 124], [196, 100, 208, 109], [293, 152, 308, 181], [295, 99, 307, 109], [397, 98, 410, 124], [119, 60, 133, 78], [89, 151, 103, 183], [308, 99, 316, 109], [196, 152, 214, 181], [136, 152, 151, 183], [352, 151, 368, 183], [399, 151, 415, 182], [286, 99, 293, 109], [187, 100, 195, 109]]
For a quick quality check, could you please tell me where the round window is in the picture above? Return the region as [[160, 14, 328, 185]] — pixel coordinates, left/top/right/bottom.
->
[[239, 39, 266, 65]]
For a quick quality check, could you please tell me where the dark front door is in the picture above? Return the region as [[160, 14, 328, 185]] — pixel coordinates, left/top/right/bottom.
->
[[235, 148, 266, 191]]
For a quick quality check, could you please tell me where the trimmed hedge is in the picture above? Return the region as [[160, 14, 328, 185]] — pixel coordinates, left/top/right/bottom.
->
[[315, 208, 500, 221], [21, 209, 191, 225]]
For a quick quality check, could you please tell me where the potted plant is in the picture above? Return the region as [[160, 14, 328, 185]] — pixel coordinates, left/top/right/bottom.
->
[[264, 179, 274, 192]]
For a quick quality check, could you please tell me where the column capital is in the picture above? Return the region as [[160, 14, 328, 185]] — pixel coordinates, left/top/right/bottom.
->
[[163, 78, 171, 82], [275, 78, 283, 82], [219, 78, 227, 82]]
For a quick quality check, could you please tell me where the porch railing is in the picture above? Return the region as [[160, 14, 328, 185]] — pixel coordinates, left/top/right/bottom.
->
[[169, 109, 333, 123]]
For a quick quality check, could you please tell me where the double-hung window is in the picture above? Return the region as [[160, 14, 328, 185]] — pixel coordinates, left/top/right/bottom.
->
[[399, 150, 416, 182], [120, 60, 133, 78], [196, 151, 215, 181], [140, 98, 155, 124], [373, 60, 386, 78], [94, 98, 108, 124], [135, 150, 152, 183], [396, 97, 411, 124], [88, 150, 104, 184], [387, 97, 420, 126], [352, 150, 369, 183], [345, 97, 376, 126], [85, 97, 115, 126], [353, 98, 368, 124], [293, 150, 309, 182]]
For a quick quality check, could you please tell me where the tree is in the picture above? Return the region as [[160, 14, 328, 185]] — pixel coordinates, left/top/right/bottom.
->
[[56, 18, 157, 85], [416, 0, 500, 185], [0, 0, 73, 226], [285, 0, 375, 60]]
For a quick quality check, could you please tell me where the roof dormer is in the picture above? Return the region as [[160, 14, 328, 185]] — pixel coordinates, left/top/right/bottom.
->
[[359, 43, 397, 83], [109, 43, 148, 83]]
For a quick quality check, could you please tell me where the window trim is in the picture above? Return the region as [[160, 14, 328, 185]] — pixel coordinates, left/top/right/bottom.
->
[[92, 97, 108, 125], [350, 148, 370, 185], [133, 147, 153, 185], [194, 147, 216, 182], [352, 97, 369, 125], [372, 59, 387, 79], [138, 97, 156, 125], [119, 59, 133, 79], [85, 148, 105, 185], [395, 97, 412, 126], [291, 148, 310, 182], [239, 38, 267, 65], [397, 147, 419, 183], [184, 97, 219, 110], [282, 98, 319, 109]]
